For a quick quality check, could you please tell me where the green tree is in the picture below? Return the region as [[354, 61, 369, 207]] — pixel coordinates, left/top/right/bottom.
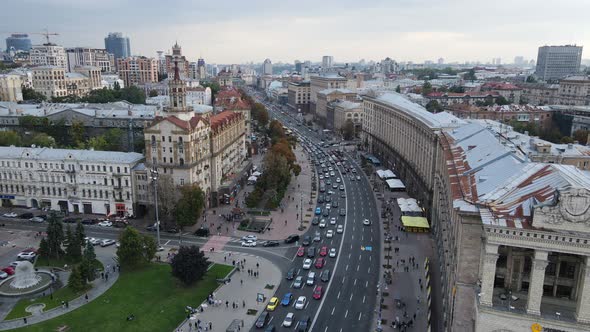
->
[[148, 89, 158, 97], [526, 76, 537, 83], [495, 96, 510, 105], [113, 81, 121, 91], [268, 120, 285, 142], [45, 213, 65, 260], [174, 185, 205, 229], [202, 82, 221, 103], [464, 69, 477, 81], [342, 119, 355, 140], [425, 100, 443, 113], [29, 133, 56, 147], [142, 234, 157, 263], [395, 85, 401, 93], [170, 245, 210, 286], [103, 128, 124, 151], [117, 86, 146, 104], [87, 136, 109, 150], [38, 237, 49, 258], [80, 241, 97, 282], [0, 131, 22, 146], [65, 225, 82, 262], [70, 120, 86, 148], [68, 265, 87, 292], [21, 87, 46, 102], [156, 174, 181, 222], [75, 221, 86, 244], [573, 129, 589, 145], [449, 86, 465, 93], [19, 115, 41, 130], [117, 227, 155, 269], [422, 81, 433, 96]]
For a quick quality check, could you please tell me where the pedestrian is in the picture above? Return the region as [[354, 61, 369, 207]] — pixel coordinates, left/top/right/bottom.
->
[[105, 273, 109, 281], [242, 300, 245, 308], [224, 255, 227, 262], [61, 301, 65, 308], [232, 260, 235, 266], [85, 293, 89, 302], [113, 265, 116, 273], [101, 272, 105, 279], [225, 300, 229, 308], [66, 301, 69, 308], [256, 262, 259, 269], [209, 322, 212, 330], [23, 317, 27, 324]]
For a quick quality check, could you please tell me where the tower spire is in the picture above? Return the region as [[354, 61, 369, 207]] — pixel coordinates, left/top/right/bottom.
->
[[174, 60, 180, 81]]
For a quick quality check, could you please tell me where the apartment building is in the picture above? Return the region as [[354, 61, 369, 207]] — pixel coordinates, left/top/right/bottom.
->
[[328, 99, 362, 132], [535, 45, 583, 81], [287, 80, 311, 113], [32, 66, 102, 99], [66, 47, 115, 73], [309, 73, 350, 112], [116, 56, 158, 87], [0, 74, 23, 102], [315, 88, 357, 123], [30, 44, 67, 70], [558, 76, 590, 106]]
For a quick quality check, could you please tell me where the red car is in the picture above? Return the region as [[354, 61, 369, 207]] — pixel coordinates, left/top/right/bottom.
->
[[319, 246, 328, 257], [2, 266, 15, 275], [313, 285, 323, 300], [21, 248, 37, 254], [297, 246, 305, 257], [315, 258, 325, 269]]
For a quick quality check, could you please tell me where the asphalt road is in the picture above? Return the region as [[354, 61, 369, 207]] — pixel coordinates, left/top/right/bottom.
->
[[246, 92, 380, 332]]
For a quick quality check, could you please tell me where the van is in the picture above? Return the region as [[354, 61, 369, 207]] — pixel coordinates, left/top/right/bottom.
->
[[306, 272, 316, 286]]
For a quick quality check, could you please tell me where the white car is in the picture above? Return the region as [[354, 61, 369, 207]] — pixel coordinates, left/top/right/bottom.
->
[[3, 212, 17, 218], [241, 240, 257, 247], [283, 312, 295, 327], [326, 230, 334, 238], [98, 221, 112, 227], [363, 219, 371, 226], [356, 175, 361, 180], [295, 296, 307, 310], [29, 216, 44, 223], [337, 225, 344, 233], [17, 252, 37, 261], [329, 248, 337, 258], [330, 217, 337, 225], [302, 258, 312, 270], [89, 238, 101, 245], [336, 178, 341, 183], [0, 271, 8, 279], [241, 235, 258, 242], [319, 220, 327, 228], [100, 239, 116, 247]]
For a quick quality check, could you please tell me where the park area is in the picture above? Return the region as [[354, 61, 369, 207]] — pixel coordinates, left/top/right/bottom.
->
[[12, 263, 233, 332]]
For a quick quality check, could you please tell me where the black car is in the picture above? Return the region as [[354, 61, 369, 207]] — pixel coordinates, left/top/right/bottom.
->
[[297, 316, 311, 332], [165, 226, 180, 233], [301, 235, 311, 246], [81, 219, 96, 225], [286, 267, 296, 280], [284, 234, 300, 244], [146, 223, 162, 231], [255, 311, 270, 328], [332, 201, 339, 208], [37, 214, 48, 220], [63, 217, 80, 223], [19, 212, 34, 219], [194, 227, 210, 237], [317, 196, 324, 204], [264, 325, 276, 332], [325, 196, 331, 202], [307, 247, 316, 258], [311, 217, 319, 225], [262, 240, 280, 247], [321, 269, 330, 282]]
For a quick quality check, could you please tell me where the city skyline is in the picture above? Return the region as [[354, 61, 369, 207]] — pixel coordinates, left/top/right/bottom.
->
[[3, 0, 589, 64]]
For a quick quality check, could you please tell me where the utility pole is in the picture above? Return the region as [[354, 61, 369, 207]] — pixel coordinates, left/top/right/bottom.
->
[[150, 167, 161, 248]]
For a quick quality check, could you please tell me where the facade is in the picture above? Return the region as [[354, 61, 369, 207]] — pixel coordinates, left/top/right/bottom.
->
[[116, 56, 158, 87], [425, 91, 502, 107], [309, 73, 349, 111], [5, 34, 31, 52], [329, 99, 362, 132], [287, 80, 311, 113], [516, 83, 559, 105], [322, 56, 333, 70], [30, 44, 67, 70], [315, 88, 357, 122], [101, 74, 125, 90], [0, 146, 143, 216], [215, 87, 251, 137], [197, 58, 206, 79], [480, 82, 523, 104], [32, 66, 102, 99], [262, 59, 272, 75], [0, 74, 23, 102], [165, 42, 189, 79], [535, 45, 583, 81], [104, 32, 131, 60], [66, 47, 115, 73], [446, 104, 553, 127], [558, 76, 590, 106]]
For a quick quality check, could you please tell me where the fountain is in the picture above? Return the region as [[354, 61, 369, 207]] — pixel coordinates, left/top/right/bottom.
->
[[0, 261, 55, 297]]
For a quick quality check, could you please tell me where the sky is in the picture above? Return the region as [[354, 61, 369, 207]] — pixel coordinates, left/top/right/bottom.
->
[[2, 0, 589, 65]]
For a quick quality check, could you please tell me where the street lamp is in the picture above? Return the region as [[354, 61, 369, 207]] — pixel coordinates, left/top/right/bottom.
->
[[150, 167, 161, 248]]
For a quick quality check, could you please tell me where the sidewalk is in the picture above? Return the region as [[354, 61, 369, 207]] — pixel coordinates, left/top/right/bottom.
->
[[174, 251, 282, 332], [0, 256, 119, 331]]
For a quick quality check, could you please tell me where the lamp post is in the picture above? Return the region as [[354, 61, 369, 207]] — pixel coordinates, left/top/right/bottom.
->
[[150, 167, 161, 248], [299, 193, 303, 230]]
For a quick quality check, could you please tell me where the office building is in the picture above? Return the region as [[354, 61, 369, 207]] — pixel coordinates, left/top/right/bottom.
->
[[66, 47, 115, 73], [197, 58, 206, 79], [5, 34, 31, 52], [322, 56, 333, 70], [116, 56, 158, 87], [30, 44, 67, 70], [104, 32, 131, 60], [535, 45, 583, 81], [262, 59, 272, 75], [288, 80, 311, 113]]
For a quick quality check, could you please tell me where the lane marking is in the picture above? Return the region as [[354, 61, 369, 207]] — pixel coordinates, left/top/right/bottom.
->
[[337, 291, 341, 299], [354, 278, 357, 286], [358, 312, 362, 321], [349, 293, 353, 301], [363, 295, 366, 303], [345, 310, 348, 318], [331, 307, 335, 315], [357, 265, 360, 271]]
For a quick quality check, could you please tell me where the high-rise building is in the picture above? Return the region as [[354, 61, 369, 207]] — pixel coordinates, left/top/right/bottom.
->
[[165, 42, 189, 79], [437, 58, 444, 65], [322, 56, 334, 70], [104, 32, 131, 60], [535, 45, 583, 81], [197, 58, 206, 79], [262, 59, 273, 75], [295, 60, 302, 73], [116, 56, 158, 87], [30, 43, 67, 69], [5, 34, 31, 52], [66, 47, 115, 73]]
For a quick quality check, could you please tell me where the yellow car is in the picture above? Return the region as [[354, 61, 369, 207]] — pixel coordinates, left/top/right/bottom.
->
[[266, 297, 279, 311]]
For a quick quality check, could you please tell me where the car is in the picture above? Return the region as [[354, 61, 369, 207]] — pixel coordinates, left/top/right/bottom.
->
[[317, 195, 324, 203], [313, 285, 323, 299], [332, 183, 338, 189], [320, 269, 331, 282], [262, 240, 280, 247], [9, 262, 19, 268], [302, 236, 311, 246], [293, 276, 304, 288], [286, 268, 296, 280], [281, 293, 293, 306], [319, 246, 328, 257], [352, 168, 357, 173], [98, 221, 112, 227], [295, 296, 307, 310], [329, 248, 337, 258], [296, 246, 305, 257], [306, 271, 316, 286], [19, 212, 34, 219], [339, 208, 346, 216], [29, 216, 44, 223], [17, 251, 36, 261], [2, 212, 17, 218], [363, 219, 371, 226], [297, 316, 311, 332], [302, 258, 312, 270], [2, 266, 15, 275], [194, 227, 210, 237], [311, 217, 319, 225], [283, 312, 295, 327], [315, 258, 325, 269], [319, 219, 327, 228], [242, 235, 258, 242], [315, 207, 321, 215], [255, 311, 270, 328], [100, 239, 116, 247], [284, 234, 300, 244], [330, 217, 337, 225], [326, 230, 334, 238], [165, 226, 179, 233], [313, 232, 321, 242], [325, 196, 331, 202], [63, 217, 80, 224], [307, 247, 316, 258], [0, 270, 8, 279], [264, 325, 276, 332], [241, 240, 257, 247], [266, 297, 279, 311], [81, 218, 96, 225], [322, 209, 330, 217], [340, 192, 346, 198], [336, 177, 341, 183], [356, 175, 361, 180], [88, 238, 101, 245]]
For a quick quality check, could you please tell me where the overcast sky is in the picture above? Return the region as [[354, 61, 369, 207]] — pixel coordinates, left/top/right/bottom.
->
[[3, 0, 589, 64]]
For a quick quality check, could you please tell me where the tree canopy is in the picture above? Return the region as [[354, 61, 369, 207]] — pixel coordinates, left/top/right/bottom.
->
[[117, 227, 157, 270], [174, 185, 206, 229], [170, 245, 210, 286]]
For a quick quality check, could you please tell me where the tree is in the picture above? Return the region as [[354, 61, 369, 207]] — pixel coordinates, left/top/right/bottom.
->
[[174, 185, 206, 229], [425, 100, 443, 113], [45, 213, 65, 260], [268, 120, 285, 142], [87, 135, 108, 150], [142, 234, 157, 263], [171, 245, 210, 286], [342, 119, 355, 140], [117, 86, 146, 104], [29, 133, 56, 147], [65, 225, 82, 262], [156, 174, 181, 222], [0, 131, 22, 147], [395, 85, 401, 93], [573, 129, 589, 145], [449, 86, 465, 93], [113, 81, 121, 91], [70, 120, 86, 148], [21, 87, 46, 102], [422, 81, 433, 96], [75, 221, 86, 244], [117, 227, 155, 269], [464, 69, 477, 81], [68, 265, 87, 292], [80, 241, 97, 282], [495, 96, 510, 105], [103, 128, 124, 151], [526, 76, 537, 83], [38, 238, 49, 258], [149, 89, 159, 97]]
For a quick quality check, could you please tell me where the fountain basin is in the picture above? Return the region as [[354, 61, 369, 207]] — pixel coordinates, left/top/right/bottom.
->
[[0, 271, 55, 297]]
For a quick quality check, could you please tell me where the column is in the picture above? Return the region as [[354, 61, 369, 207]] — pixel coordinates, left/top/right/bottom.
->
[[505, 247, 514, 289], [526, 250, 549, 316], [480, 244, 499, 307], [575, 257, 590, 324]]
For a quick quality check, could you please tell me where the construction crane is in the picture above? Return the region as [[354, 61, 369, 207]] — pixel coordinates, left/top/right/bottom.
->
[[2, 30, 59, 44]]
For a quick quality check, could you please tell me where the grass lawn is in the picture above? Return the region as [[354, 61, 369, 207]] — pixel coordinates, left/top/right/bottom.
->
[[35, 256, 104, 271], [4, 286, 89, 320], [13, 263, 233, 332]]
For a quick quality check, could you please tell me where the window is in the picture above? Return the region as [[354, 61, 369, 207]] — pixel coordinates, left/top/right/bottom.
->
[[125, 179, 129, 187], [180, 158, 184, 166], [117, 167, 120, 173], [180, 178, 185, 185], [162, 136, 165, 142], [151, 135, 156, 145], [168, 136, 172, 142]]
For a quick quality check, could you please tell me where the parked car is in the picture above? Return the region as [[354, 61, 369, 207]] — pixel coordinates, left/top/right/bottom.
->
[[29, 216, 44, 223], [63, 217, 80, 224], [2, 212, 17, 218], [255, 311, 270, 328], [19, 212, 34, 219], [2, 266, 15, 275], [88, 238, 101, 245], [17, 251, 36, 261], [0, 271, 8, 279], [81, 219, 96, 225], [262, 240, 280, 247], [100, 239, 116, 247], [306, 272, 316, 286], [98, 221, 112, 227]]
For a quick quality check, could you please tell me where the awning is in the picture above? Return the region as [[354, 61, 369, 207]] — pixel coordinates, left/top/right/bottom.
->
[[397, 198, 422, 213], [401, 216, 430, 229], [248, 176, 258, 182], [386, 179, 405, 189]]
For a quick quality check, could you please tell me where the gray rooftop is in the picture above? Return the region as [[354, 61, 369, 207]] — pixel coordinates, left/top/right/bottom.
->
[[0, 146, 144, 164]]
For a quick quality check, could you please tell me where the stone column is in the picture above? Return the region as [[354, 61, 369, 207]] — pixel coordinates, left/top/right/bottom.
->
[[526, 250, 549, 316], [575, 257, 590, 324], [480, 244, 499, 307]]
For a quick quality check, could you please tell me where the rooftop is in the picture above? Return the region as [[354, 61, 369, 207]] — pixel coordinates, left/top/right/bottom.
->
[[0, 101, 157, 119], [0, 146, 144, 164]]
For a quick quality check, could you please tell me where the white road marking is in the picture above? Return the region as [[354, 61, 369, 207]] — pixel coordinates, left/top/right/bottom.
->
[[366, 280, 369, 287], [354, 278, 357, 286], [357, 265, 360, 271], [331, 307, 335, 315], [345, 264, 348, 271], [345, 310, 349, 318], [324, 326, 329, 332], [337, 291, 340, 299], [348, 253, 351, 259], [363, 295, 366, 303], [358, 312, 362, 321], [349, 293, 353, 301], [368, 267, 371, 273]]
